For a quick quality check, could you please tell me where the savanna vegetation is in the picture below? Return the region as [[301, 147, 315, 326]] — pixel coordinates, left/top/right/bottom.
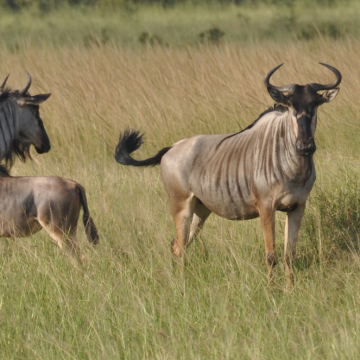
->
[[0, 0, 359, 48], [1, 0, 360, 358]]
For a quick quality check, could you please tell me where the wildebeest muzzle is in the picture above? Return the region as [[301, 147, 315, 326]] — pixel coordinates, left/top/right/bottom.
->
[[35, 140, 51, 154], [295, 115, 316, 156], [35, 119, 51, 154], [296, 138, 316, 156], [35, 133, 51, 154]]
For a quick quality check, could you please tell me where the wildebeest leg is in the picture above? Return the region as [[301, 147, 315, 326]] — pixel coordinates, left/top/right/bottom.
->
[[37, 219, 65, 249], [37, 218, 80, 259], [187, 200, 211, 247], [169, 195, 197, 272], [64, 229, 80, 258], [63, 201, 81, 258], [40, 221, 80, 260], [284, 203, 306, 289], [259, 204, 277, 281]]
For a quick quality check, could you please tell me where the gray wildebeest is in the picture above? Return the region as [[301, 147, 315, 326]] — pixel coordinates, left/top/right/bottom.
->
[[0, 72, 51, 168], [114, 63, 341, 287], [0, 165, 99, 257], [0, 73, 99, 257]]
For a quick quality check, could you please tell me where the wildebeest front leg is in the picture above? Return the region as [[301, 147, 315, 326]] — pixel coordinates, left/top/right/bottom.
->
[[259, 204, 277, 281], [284, 203, 306, 289]]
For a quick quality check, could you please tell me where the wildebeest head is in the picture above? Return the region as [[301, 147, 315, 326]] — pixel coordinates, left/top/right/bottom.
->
[[8, 73, 52, 156], [264, 63, 341, 156]]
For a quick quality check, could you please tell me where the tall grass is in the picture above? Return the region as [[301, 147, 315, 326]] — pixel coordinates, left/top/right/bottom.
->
[[1, 39, 360, 358]]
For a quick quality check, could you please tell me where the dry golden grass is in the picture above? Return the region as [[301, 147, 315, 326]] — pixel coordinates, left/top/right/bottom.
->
[[2, 39, 360, 358]]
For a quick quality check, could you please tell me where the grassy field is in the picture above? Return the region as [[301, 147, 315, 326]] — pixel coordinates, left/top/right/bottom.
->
[[1, 38, 360, 358], [1, 1, 360, 49]]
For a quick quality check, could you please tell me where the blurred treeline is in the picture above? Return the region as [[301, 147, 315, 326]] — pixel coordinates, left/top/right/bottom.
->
[[0, 0, 346, 11], [0, 0, 356, 48]]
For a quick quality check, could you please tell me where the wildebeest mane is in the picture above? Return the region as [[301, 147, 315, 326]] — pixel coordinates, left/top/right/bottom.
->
[[0, 88, 13, 102], [216, 104, 288, 149], [241, 103, 288, 133], [3, 139, 32, 170], [0, 88, 33, 170]]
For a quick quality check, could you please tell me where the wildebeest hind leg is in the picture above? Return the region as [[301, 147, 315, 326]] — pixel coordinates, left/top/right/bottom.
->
[[187, 200, 211, 247], [63, 202, 81, 258], [37, 218, 80, 259], [169, 195, 197, 272]]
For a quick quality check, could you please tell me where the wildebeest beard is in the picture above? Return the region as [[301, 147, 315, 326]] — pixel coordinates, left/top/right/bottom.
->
[[3, 138, 32, 170]]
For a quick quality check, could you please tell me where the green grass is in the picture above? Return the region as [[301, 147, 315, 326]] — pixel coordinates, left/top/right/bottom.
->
[[2, 173, 360, 358], [1, 36, 360, 358], [1, 1, 360, 49]]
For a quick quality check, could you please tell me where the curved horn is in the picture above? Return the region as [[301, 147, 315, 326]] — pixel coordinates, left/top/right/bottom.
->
[[309, 63, 342, 92], [0, 73, 10, 92], [18, 72, 31, 96], [263, 63, 295, 93]]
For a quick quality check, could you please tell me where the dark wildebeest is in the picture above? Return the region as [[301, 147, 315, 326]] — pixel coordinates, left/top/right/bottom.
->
[[0, 73, 51, 168], [0, 73, 99, 255], [114, 63, 341, 287]]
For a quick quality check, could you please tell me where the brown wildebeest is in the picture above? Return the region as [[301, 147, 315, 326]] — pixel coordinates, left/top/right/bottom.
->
[[0, 165, 99, 255], [114, 63, 341, 287]]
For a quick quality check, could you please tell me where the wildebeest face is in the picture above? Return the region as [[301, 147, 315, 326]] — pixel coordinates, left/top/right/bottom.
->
[[17, 94, 51, 154], [265, 63, 341, 157]]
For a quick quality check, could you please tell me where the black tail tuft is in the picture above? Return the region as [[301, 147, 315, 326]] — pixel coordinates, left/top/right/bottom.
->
[[117, 129, 144, 158], [83, 213, 99, 245], [114, 128, 171, 167]]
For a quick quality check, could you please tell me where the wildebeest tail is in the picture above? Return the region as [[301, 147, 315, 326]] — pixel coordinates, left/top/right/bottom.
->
[[114, 129, 171, 167], [76, 184, 99, 245]]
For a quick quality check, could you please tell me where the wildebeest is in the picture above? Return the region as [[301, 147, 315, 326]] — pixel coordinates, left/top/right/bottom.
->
[[114, 63, 341, 287], [0, 73, 99, 256], [0, 72, 51, 168], [0, 165, 99, 255]]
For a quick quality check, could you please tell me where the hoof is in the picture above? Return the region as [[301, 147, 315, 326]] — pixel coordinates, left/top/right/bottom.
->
[[266, 251, 278, 267]]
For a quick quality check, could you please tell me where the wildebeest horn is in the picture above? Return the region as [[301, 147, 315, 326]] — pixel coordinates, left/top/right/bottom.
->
[[18, 72, 31, 96], [0, 73, 10, 92], [263, 63, 295, 93], [309, 63, 342, 91]]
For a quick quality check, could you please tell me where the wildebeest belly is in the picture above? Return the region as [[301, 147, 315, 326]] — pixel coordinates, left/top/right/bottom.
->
[[0, 187, 41, 237], [190, 174, 258, 220], [0, 198, 41, 237], [0, 218, 42, 237]]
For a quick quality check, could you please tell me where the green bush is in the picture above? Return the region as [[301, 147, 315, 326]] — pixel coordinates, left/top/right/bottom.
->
[[199, 27, 225, 45]]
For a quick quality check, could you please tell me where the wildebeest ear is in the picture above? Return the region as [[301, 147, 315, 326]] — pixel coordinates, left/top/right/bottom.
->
[[17, 93, 51, 106], [267, 87, 288, 104], [321, 88, 340, 103]]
